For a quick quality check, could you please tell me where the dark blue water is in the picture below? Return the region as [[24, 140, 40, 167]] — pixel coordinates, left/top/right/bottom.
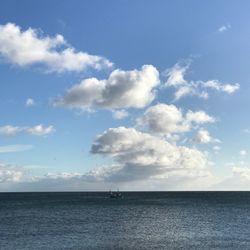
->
[[0, 192, 250, 249]]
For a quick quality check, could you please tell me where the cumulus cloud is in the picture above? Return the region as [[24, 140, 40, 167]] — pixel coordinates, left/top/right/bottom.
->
[[0, 124, 55, 136], [53, 65, 160, 110], [112, 110, 129, 120], [186, 110, 215, 124], [137, 104, 189, 135], [0, 23, 112, 73], [0, 144, 33, 153], [137, 104, 215, 136], [25, 98, 35, 107], [192, 129, 220, 144], [165, 62, 239, 100], [90, 127, 212, 183]]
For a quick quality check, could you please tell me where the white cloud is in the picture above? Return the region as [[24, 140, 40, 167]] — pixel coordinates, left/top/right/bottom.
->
[[165, 61, 189, 87], [0, 135, 220, 190], [186, 110, 215, 124], [202, 80, 240, 94], [193, 129, 213, 144], [232, 167, 250, 180], [243, 129, 250, 134], [26, 124, 55, 136], [3, 154, 250, 191], [213, 166, 250, 190], [90, 127, 212, 182], [112, 110, 129, 120], [240, 150, 247, 156], [192, 129, 220, 144], [53, 65, 160, 110], [0, 125, 23, 136], [44, 172, 82, 180], [137, 104, 189, 135], [165, 62, 239, 100], [0, 124, 55, 136], [218, 24, 231, 33], [0, 23, 112, 73], [213, 146, 221, 152], [0, 162, 84, 190], [137, 104, 215, 136], [0, 163, 23, 183], [25, 98, 35, 107], [174, 85, 196, 100], [0, 144, 33, 153]]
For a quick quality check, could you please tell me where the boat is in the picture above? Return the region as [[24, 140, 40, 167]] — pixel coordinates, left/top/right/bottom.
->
[[109, 189, 123, 199]]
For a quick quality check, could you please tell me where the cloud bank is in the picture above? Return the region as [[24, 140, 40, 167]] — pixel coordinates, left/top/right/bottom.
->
[[0, 163, 23, 183]]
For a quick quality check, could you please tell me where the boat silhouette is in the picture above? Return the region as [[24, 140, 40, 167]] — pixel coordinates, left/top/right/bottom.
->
[[109, 189, 123, 199]]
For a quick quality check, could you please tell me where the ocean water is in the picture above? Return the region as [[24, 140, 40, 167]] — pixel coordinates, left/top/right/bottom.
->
[[0, 192, 250, 250]]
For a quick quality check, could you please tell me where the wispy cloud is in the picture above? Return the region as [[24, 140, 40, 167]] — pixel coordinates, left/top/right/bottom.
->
[[112, 110, 129, 120], [165, 61, 239, 100], [240, 150, 247, 156], [0, 144, 33, 153], [25, 98, 35, 107], [243, 128, 250, 134], [218, 24, 231, 33]]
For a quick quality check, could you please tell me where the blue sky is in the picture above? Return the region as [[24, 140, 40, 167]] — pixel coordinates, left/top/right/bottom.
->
[[1, 0, 250, 190]]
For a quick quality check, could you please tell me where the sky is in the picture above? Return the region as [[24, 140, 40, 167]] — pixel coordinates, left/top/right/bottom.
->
[[1, 0, 250, 191]]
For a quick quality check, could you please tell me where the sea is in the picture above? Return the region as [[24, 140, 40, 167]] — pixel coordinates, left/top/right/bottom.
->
[[0, 192, 250, 250]]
